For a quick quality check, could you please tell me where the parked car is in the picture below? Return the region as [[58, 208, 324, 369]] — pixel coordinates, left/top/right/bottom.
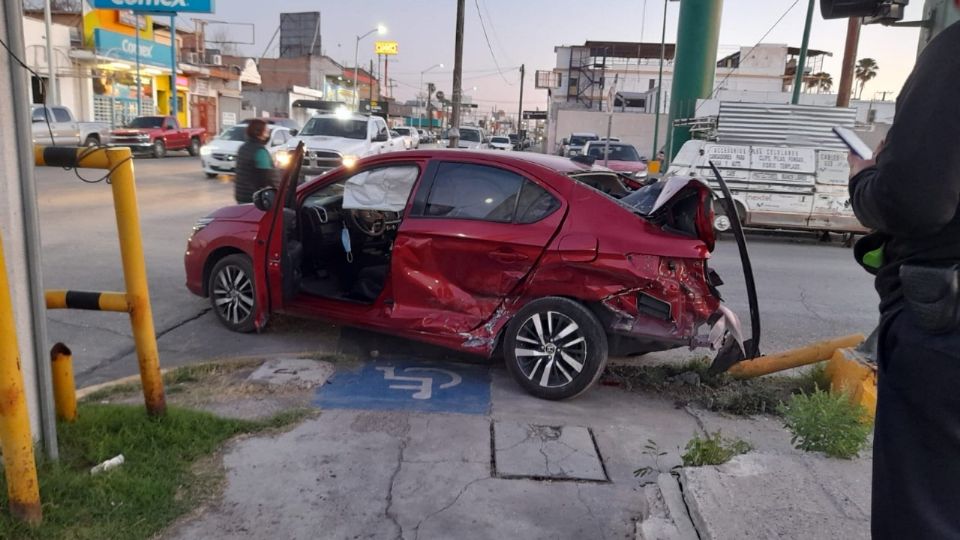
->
[[184, 148, 739, 400], [489, 136, 513, 151], [239, 117, 300, 135], [418, 129, 435, 144], [457, 126, 488, 149], [199, 124, 293, 178], [31, 105, 110, 147], [279, 111, 395, 181], [108, 116, 206, 158], [389, 130, 407, 152], [561, 132, 600, 157], [393, 127, 420, 149], [582, 141, 648, 188]]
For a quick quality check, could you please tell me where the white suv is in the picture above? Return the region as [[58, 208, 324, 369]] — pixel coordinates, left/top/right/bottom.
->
[[282, 112, 395, 180], [457, 126, 488, 149], [392, 127, 420, 149]]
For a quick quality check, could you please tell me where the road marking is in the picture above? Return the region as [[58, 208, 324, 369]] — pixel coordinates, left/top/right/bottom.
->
[[375, 366, 463, 400]]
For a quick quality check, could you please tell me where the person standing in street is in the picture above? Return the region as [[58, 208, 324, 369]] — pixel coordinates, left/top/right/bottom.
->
[[846, 19, 960, 540], [234, 119, 277, 204]]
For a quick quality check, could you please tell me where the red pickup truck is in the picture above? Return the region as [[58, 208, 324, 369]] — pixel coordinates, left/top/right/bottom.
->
[[109, 116, 206, 158]]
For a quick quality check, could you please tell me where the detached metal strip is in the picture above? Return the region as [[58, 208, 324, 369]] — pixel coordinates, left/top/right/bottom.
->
[[45, 290, 130, 312]]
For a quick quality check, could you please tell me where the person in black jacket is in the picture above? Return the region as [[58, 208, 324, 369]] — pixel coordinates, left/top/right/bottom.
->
[[234, 119, 278, 204], [847, 20, 960, 539]]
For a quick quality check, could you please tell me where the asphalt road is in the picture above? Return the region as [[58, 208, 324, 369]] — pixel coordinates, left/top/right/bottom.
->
[[34, 155, 879, 385]]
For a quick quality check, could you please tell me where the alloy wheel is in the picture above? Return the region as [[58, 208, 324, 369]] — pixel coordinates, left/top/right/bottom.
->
[[514, 311, 588, 388], [212, 264, 254, 325]]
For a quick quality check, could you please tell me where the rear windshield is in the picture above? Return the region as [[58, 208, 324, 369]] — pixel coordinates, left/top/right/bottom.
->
[[300, 117, 367, 139], [492, 137, 510, 143], [587, 144, 641, 161], [460, 129, 481, 142], [218, 126, 247, 141], [569, 135, 598, 146], [395, 128, 411, 135]]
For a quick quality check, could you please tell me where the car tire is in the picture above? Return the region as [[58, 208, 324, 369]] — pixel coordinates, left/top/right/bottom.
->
[[84, 135, 100, 147], [208, 254, 257, 333], [503, 297, 608, 400], [153, 139, 166, 159], [188, 137, 201, 156], [205, 172, 218, 178]]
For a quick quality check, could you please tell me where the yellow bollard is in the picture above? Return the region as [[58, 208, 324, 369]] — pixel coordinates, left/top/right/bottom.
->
[[106, 147, 166, 416], [727, 334, 865, 379], [50, 343, 77, 422], [0, 233, 42, 524], [648, 160, 661, 174], [826, 347, 878, 420]]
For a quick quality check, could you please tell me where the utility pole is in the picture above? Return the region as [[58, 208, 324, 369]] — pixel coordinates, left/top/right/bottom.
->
[[517, 64, 525, 139], [791, 0, 816, 104], [369, 59, 374, 103], [836, 17, 860, 108], [42, 0, 57, 104], [448, 0, 465, 148], [651, 0, 670, 160]]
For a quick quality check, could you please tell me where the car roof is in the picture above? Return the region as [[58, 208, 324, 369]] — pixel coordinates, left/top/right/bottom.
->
[[571, 132, 599, 136], [394, 149, 616, 175]]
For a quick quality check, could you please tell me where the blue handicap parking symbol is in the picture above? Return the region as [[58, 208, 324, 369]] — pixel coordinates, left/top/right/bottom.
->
[[314, 358, 491, 415]]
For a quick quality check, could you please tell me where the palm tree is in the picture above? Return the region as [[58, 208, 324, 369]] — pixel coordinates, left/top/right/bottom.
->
[[813, 72, 833, 93], [855, 58, 879, 99]]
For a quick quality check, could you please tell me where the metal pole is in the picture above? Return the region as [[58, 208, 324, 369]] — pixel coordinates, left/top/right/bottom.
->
[[517, 64, 525, 140], [0, 233, 42, 525], [449, 0, 466, 148], [43, 0, 57, 104], [791, 0, 816, 104], [652, 0, 669, 159], [369, 58, 374, 103], [50, 343, 76, 422], [135, 14, 142, 116], [836, 17, 861, 108], [353, 36, 360, 110], [170, 15, 178, 122], [5, 0, 58, 461], [419, 71, 424, 128], [667, 0, 723, 159], [384, 56, 389, 99], [107, 147, 166, 416]]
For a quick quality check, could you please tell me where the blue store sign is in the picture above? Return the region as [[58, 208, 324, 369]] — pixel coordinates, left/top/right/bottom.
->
[[94, 28, 171, 68], [88, 0, 215, 14]]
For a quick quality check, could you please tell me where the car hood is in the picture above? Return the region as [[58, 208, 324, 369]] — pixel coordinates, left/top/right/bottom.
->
[[288, 136, 369, 154], [112, 129, 149, 136], [204, 140, 243, 153], [602, 160, 648, 173], [208, 204, 264, 222]]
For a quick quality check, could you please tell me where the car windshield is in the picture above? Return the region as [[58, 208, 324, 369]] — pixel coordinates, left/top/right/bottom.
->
[[492, 137, 509, 143], [570, 135, 598, 146], [395, 128, 410, 135], [127, 117, 164, 128], [218, 126, 247, 141], [300, 117, 367, 139], [460, 129, 481, 142], [587, 144, 641, 161]]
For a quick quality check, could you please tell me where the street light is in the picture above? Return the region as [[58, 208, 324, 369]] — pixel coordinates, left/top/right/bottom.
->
[[354, 24, 387, 109], [419, 63, 443, 129]]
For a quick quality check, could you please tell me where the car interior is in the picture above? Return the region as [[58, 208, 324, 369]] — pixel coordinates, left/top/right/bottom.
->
[[293, 165, 420, 304]]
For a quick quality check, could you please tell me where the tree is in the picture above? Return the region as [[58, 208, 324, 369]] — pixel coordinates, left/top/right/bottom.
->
[[810, 72, 833, 93], [425, 82, 436, 128], [854, 58, 878, 99]]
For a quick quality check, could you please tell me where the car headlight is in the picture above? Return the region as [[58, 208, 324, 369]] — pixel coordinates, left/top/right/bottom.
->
[[568, 149, 580, 156], [191, 217, 214, 236], [341, 154, 358, 168], [275, 150, 292, 168], [199, 146, 212, 156]]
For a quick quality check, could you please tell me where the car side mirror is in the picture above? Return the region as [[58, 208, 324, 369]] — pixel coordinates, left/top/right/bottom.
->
[[289, 129, 298, 137], [253, 187, 277, 211], [373, 132, 389, 142], [561, 138, 569, 145]]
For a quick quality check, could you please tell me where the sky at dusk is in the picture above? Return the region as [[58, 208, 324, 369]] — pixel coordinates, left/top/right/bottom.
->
[[199, 0, 923, 113]]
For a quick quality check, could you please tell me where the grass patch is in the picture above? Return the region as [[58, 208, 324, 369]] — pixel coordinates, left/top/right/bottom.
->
[[606, 359, 832, 416], [0, 403, 309, 540], [778, 389, 872, 459], [681, 430, 752, 467]]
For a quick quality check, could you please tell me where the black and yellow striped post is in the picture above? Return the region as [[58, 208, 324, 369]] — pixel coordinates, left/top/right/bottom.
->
[[36, 146, 166, 416]]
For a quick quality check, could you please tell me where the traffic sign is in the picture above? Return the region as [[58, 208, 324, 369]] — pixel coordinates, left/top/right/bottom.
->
[[89, 0, 215, 14], [522, 110, 547, 120], [375, 40, 399, 55]]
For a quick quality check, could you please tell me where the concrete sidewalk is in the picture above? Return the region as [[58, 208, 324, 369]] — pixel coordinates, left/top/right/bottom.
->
[[162, 361, 872, 540]]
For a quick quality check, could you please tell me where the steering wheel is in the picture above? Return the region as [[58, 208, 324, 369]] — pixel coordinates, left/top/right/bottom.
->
[[348, 209, 387, 237]]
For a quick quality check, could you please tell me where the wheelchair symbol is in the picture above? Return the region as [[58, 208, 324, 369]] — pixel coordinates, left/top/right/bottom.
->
[[375, 366, 463, 400]]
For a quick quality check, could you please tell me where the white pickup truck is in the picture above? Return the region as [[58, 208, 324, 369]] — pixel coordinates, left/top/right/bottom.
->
[[282, 112, 397, 181], [31, 105, 110, 147]]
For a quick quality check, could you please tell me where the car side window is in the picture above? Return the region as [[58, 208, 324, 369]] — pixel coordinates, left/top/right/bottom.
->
[[424, 163, 523, 222], [52, 108, 71, 122], [515, 181, 561, 224], [32, 107, 49, 122]]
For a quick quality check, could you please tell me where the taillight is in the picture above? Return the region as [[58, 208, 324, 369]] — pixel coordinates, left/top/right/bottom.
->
[[696, 191, 716, 252]]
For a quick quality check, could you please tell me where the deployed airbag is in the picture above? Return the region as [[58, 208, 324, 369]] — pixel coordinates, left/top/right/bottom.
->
[[342, 165, 419, 212]]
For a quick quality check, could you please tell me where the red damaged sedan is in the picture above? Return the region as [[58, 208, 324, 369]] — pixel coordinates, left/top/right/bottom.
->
[[185, 146, 743, 399]]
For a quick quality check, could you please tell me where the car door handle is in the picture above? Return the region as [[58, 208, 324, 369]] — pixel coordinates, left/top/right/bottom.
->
[[489, 249, 528, 263]]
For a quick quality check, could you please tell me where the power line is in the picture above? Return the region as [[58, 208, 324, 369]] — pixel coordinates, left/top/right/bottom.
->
[[479, 0, 512, 65], [474, 0, 512, 85]]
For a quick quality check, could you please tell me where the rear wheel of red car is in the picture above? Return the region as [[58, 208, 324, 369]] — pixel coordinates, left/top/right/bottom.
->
[[504, 297, 608, 400], [209, 254, 257, 333], [153, 139, 166, 159], [188, 137, 201, 156]]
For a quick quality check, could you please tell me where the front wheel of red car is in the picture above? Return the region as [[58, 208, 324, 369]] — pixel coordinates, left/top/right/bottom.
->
[[504, 297, 608, 400], [208, 254, 257, 333]]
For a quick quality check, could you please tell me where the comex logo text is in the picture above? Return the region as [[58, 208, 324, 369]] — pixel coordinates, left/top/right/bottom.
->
[[110, 0, 188, 7]]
